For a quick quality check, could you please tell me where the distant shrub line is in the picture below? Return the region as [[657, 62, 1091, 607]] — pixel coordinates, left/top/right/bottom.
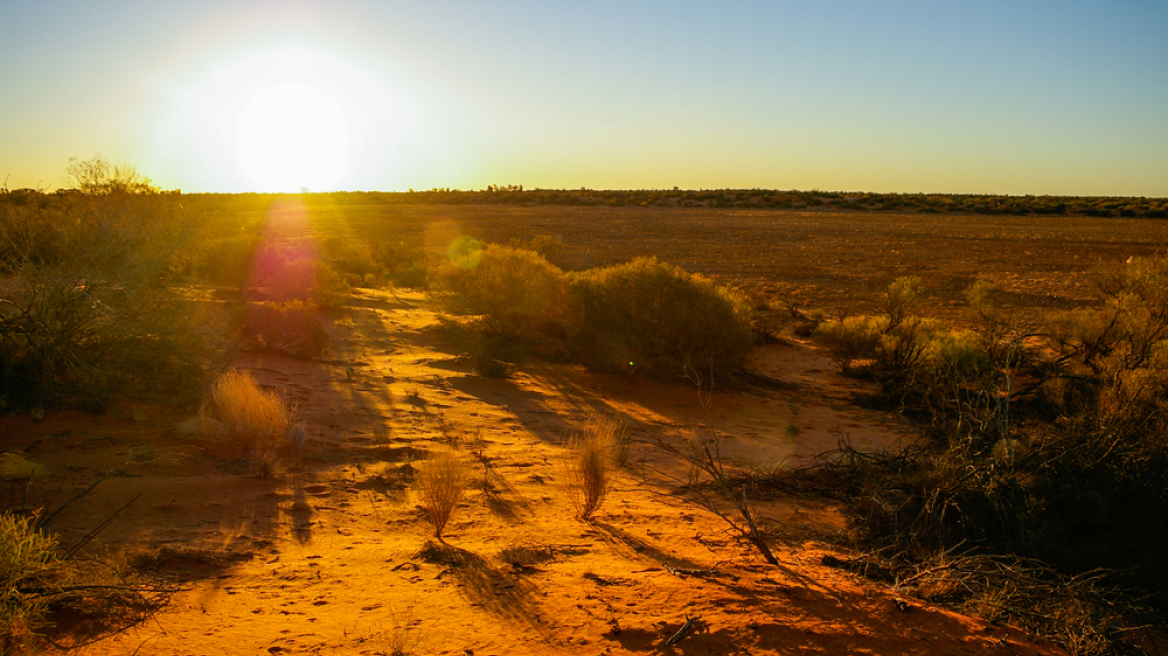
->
[[64, 188, 1165, 219]]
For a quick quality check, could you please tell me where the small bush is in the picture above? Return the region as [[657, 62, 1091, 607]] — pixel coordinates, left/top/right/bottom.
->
[[565, 257, 754, 378], [438, 243, 566, 337], [415, 449, 468, 539], [208, 371, 292, 476], [813, 315, 882, 373], [238, 301, 329, 357], [1, 513, 67, 650], [563, 432, 611, 520]]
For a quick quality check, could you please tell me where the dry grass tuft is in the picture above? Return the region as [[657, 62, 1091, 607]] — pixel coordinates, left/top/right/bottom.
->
[[207, 371, 293, 476], [564, 431, 612, 520], [415, 449, 468, 539], [582, 413, 630, 467], [0, 512, 67, 649]]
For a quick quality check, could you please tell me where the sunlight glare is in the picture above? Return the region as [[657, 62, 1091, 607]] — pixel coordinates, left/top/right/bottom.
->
[[237, 83, 350, 192]]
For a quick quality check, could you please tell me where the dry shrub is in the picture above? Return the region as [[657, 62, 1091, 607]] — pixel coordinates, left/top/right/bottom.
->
[[415, 449, 468, 539], [563, 432, 611, 520], [208, 371, 292, 476], [0, 513, 68, 650], [565, 257, 754, 378], [497, 541, 558, 568]]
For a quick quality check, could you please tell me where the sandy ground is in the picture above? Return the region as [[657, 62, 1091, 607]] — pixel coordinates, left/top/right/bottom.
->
[[1, 289, 1067, 656]]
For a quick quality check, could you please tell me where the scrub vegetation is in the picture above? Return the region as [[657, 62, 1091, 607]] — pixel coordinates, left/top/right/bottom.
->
[[3, 166, 1168, 654]]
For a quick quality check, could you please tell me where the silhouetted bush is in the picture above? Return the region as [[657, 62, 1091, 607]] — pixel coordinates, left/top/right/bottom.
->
[[0, 193, 205, 410]]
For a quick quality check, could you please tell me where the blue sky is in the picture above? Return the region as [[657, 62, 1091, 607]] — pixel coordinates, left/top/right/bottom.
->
[[2, 1, 1166, 195]]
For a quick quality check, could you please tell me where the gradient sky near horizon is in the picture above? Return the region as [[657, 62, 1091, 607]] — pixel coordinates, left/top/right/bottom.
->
[[2, 1, 1166, 196]]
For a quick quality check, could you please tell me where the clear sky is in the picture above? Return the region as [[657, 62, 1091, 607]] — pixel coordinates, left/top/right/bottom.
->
[[2, 1, 1166, 195]]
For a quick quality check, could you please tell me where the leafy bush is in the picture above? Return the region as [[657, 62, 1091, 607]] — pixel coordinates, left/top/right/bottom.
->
[[564, 258, 754, 378], [248, 243, 349, 310], [784, 260, 1168, 655], [437, 242, 566, 337], [507, 234, 577, 270]]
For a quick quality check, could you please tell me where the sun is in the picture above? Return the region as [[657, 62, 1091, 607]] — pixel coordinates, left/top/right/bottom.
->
[[236, 82, 350, 192]]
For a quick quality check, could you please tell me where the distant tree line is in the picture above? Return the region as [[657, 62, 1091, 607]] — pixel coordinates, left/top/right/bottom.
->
[[6, 183, 1166, 218]]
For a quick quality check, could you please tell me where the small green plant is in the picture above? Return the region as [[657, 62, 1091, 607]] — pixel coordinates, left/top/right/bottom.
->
[[415, 449, 468, 539]]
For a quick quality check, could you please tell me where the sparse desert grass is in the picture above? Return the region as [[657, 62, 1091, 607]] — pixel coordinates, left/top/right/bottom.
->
[[207, 371, 294, 476], [374, 598, 429, 656], [563, 431, 612, 520], [415, 449, 468, 539]]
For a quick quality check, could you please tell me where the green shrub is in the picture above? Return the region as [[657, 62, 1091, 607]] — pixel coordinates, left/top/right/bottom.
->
[[508, 234, 577, 270], [437, 243, 566, 337], [564, 258, 753, 378], [175, 234, 261, 286]]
